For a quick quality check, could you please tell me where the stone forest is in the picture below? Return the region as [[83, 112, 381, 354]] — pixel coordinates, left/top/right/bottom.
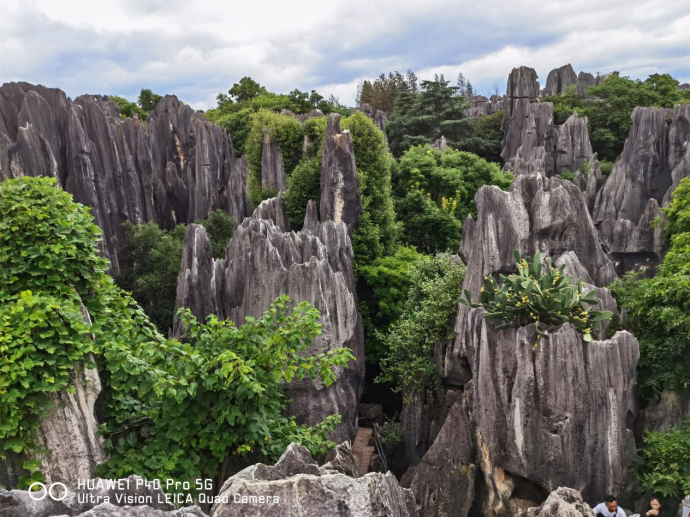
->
[[1, 60, 690, 517]]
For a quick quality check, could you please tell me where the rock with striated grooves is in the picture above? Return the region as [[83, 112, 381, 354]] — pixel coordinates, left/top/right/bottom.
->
[[576, 72, 599, 97], [320, 442, 359, 478], [459, 315, 639, 504], [172, 224, 223, 337], [664, 104, 690, 204], [211, 443, 416, 517], [543, 64, 578, 96], [226, 155, 252, 224], [431, 135, 447, 152], [260, 132, 286, 193], [523, 487, 595, 517], [593, 107, 672, 268], [409, 396, 476, 517], [251, 195, 290, 231], [641, 390, 690, 433], [0, 83, 242, 274], [173, 203, 364, 441], [468, 95, 505, 117], [320, 113, 361, 236], [555, 113, 593, 174]]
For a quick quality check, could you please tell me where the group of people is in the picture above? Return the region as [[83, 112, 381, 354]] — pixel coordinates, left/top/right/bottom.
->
[[593, 495, 665, 517]]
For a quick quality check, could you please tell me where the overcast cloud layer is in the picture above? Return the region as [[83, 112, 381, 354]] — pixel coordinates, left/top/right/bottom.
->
[[2, 0, 689, 110]]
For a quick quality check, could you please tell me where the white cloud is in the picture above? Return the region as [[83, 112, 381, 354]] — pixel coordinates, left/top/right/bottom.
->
[[2, 0, 689, 109]]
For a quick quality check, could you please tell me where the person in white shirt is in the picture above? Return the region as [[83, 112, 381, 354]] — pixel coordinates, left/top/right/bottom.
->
[[593, 495, 627, 517]]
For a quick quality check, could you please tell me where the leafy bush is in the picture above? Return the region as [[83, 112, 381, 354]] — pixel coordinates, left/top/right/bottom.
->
[[632, 419, 690, 501], [460, 250, 612, 342], [557, 170, 576, 183], [98, 295, 353, 486], [599, 159, 614, 176], [377, 254, 465, 393], [109, 95, 147, 120], [611, 178, 690, 398], [283, 155, 321, 226], [213, 108, 253, 156]]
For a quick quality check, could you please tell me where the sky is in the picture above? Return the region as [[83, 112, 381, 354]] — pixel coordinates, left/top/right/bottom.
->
[[2, 0, 689, 110]]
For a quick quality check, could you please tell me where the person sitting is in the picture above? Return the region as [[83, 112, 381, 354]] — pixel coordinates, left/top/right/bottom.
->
[[645, 497, 663, 516], [593, 495, 627, 517]]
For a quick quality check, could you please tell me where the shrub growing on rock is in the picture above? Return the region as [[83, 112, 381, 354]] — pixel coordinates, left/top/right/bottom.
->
[[460, 250, 612, 342]]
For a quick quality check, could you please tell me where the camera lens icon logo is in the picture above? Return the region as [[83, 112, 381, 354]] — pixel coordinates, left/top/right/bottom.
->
[[28, 482, 68, 501]]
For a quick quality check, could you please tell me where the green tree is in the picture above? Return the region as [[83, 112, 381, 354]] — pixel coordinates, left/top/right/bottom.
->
[[386, 76, 471, 157], [393, 145, 513, 252], [228, 77, 267, 103], [377, 254, 465, 393], [137, 88, 163, 112], [109, 95, 147, 119], [196, 210, 236, 259]]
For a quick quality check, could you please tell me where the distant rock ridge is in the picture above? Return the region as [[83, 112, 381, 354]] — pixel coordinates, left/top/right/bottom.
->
[[468, 94, 505, 117], [0, 82, 251, 273]]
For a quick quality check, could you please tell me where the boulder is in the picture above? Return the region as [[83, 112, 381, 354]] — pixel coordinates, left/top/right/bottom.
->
[[543, 64, 578, 96], [210, 443, 417, 517], [320, 113, 361, 236], [523, 487, 595, 517], [173, 202, 364, 442]]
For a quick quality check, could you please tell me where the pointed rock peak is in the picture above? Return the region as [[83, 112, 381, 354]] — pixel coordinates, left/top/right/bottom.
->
[[252, 196, 289, 231], [303, 199, 320, 232], [320, 113, 361, 235], [506, 66, 540, 98]]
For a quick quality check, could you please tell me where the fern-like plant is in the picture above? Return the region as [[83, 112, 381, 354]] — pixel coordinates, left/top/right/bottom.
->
[[459, 250, 613, 342]]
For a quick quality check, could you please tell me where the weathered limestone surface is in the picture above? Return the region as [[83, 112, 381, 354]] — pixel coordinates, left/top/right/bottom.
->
[[211, 443, 417, 517], [173, 199, 364, 442], [543, 64, 578, 97], [641, 390, 690, 433], [468, 95, 505, 117], [260, 133, 286, 193], [576, 72, 600, 97], [555, 113, 593, 175], [409, 396, 476, 517], [78, 504, 206, 517], [664, 104, 690, 204], [592, 107, 673, 267], [320, 113, 361, 236], [0, 83, 241, 272], [226, 155, 252, 224], [523, 487, 595, 517]]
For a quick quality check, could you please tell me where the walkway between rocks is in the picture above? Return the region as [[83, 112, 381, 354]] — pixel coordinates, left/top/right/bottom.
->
[[353, 427, 374, 477]]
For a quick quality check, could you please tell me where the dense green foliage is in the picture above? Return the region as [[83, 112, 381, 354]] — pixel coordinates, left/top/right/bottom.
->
[[461, 250, 613, 342], [116, 222, 187, 333], [461, 110, 504, 163], [245, 109, 304, 206], [542, 73, 690, 161], [392, 145, 512, 253], [109, 95, 148, 119], [611, 178, 690, 398], [212, 108, 253, 156], [377, 254, 465, 393], [386, 76, 471, 157], [358, 71, 418, 113], [116, 211, 234, 333], [0, 177, 350, 489], [0, 177, 104, 486], [98, 296, 352, 487], [137, 88, 163, 112], [342, 112, 399, 267], [632, 419, 690, 501]]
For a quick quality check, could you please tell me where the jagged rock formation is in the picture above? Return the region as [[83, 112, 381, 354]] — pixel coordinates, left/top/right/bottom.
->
[[576, 72, 601, 97], [260, 132, 286, 192], [592, 107, 673, 271], [664, 104, 690, 204], [211, 443, 417, 517], [172, 198, 364, 441], [574, 157, 606, 212], [409, 396, 476, 517], [523, 487, 595, 517], [0, 83, 245, 273], [226, 155, 251, 224], [543, 64, 578, 96], [320, 113, 361, 236], [78, 504, 206, 516], [640, 390, 690, 433], [468, 95, 505, 118], [251, 194, 290, 231], [555, 113, 594, 175]]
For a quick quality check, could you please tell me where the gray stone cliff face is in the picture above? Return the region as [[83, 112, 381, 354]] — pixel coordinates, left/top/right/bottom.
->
[[0, 83, 246, 273]]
